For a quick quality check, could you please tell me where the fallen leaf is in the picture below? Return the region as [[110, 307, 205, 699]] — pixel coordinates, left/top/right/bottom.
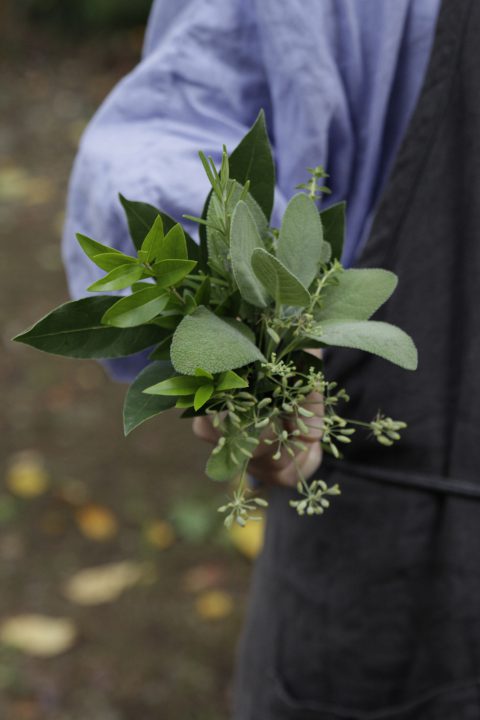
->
[[6, 451, 49, 498], [229, 512, 265, 560], [182, 563, 226, 594], [0, 615, 77, 657], [63, 561, 146, 605], [75, 504, 118, 541], [144, 520, 175, 550], [195, 590, 234, 621]]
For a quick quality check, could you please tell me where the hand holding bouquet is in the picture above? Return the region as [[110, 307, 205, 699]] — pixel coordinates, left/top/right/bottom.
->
[[15, 111, 417, 526]]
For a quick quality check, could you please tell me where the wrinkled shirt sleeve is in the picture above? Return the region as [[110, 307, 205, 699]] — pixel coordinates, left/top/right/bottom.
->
[[62, 0, 273, 382]]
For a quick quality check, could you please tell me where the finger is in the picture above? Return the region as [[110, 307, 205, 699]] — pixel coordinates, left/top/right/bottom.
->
[[284, 390, 324, 443], [192, 416, 220, 444]]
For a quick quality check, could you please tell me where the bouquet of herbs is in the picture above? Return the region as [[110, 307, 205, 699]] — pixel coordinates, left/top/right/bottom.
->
[[14, 111, 417, 526]]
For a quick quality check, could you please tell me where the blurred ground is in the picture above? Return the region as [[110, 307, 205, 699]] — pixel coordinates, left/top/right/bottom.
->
[[0, 13, 255, 720]]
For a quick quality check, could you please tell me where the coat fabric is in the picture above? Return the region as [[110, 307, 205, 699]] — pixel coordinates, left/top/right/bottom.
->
[[233, 1, 480, 718]]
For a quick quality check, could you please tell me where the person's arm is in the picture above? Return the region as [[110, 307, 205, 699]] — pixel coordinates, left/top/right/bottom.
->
[[62, 0, 278, 381]]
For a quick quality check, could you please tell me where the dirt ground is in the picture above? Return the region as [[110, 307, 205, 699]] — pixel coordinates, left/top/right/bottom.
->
[[0, 17, 253, 720]]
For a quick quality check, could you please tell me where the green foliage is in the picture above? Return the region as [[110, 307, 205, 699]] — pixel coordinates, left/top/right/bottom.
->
[[15, 110, 418, 523], [315, 268, 398, 321], [320, 202, 346, 261], [13, 297, 163, 358], [123, 361, 176, 435], [101, 287, 169, 328], [251, 248, 311, 307], [306, 319, 418, 370], [170, 306, 265, 375], [277, 193, 328, 287], [230, 201, 268, 308], [228, 109, 275, 220]]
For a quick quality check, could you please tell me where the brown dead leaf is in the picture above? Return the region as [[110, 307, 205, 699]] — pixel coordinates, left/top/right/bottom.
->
[[63, 561, 146, 605], [75, 504, 118, 541], [0, 615, 77, 657]]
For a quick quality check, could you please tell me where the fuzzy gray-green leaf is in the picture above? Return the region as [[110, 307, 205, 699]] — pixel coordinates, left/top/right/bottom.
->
[[170, 306, 265, 375], [277, 193, 327, 287], [230, 201, 268, 308], [315, 269, 398, 321], [251, 248, 310, 307], [306, 319, 418, 370]]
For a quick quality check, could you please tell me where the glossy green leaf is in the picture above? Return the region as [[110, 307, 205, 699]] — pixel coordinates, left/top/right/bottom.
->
[[141, 215, 164, 263], [158, 223, 188, 261], [195, 368, 214, 380], [315, 269, 398, 322], [13, 297, 164, 358], [92, 252, 137, 272], [101, 286, 169, 328], [87, 264, 143, 292], [144, 374, 205, 396], [228, 109, 275, 220], [306, 319, 418, 370], [251, 248, 311, 307], [148, 334, 173, 360], [123, 361, 176, 435], [320, 201, 346, 261], [215, 370, 248, 392], [76, 233, 133, 271], [277, 193, 327, 287], [230, 201, 269, 308], [119, 194, 199, 262], [150, 259, 197, 288], [171, 306, 265, 375], [194, 383, 214, 410], [175, 396, 195, 409]]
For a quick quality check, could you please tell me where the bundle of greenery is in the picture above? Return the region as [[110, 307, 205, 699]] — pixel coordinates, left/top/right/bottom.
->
[[15, 111, 417, 527]]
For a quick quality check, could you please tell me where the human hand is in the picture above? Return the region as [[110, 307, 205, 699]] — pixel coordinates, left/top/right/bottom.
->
[[192, 352, 323, 488]]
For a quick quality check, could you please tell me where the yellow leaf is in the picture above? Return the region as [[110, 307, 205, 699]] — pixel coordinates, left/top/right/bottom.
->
[[63, 561, 146, 605], [144, 520, 175, 550], [195, 590, 233, 620], [229, 512, 265, 560], [0, 615, 77, 657], [6, 451, 49, 498], [75, 504, 118, 541]]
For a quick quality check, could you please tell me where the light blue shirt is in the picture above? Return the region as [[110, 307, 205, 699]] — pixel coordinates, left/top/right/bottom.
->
[[62, 0, 440, 381]]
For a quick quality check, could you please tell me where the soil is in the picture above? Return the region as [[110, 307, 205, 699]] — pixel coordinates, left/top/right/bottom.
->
[[0, 16, 252, 720]]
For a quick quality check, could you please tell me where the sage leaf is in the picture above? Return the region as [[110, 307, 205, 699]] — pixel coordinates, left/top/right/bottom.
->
[[171, 306, 265, 375], [315, 269, 398, 322], [277, 193, 327, 287], [13, 297, 164, 358], [306, 319, 418, 370], [251, 248, 311, 307], [320, 201, 346, 261], [228, 109, 275, 220], [123, 361, 176, 434], [206, 180, 267, 275], [150, 259, 197, 288], [101, 286, 169, 328], [87, 264, 143, 292], [230, 201, 269, 308]]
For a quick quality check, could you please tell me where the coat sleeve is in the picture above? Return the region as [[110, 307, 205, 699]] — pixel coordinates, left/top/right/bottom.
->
[[62, 0, 274, 381]]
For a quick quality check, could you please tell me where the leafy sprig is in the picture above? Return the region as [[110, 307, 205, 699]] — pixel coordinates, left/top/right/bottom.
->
[[14, 110, 418, 527]]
